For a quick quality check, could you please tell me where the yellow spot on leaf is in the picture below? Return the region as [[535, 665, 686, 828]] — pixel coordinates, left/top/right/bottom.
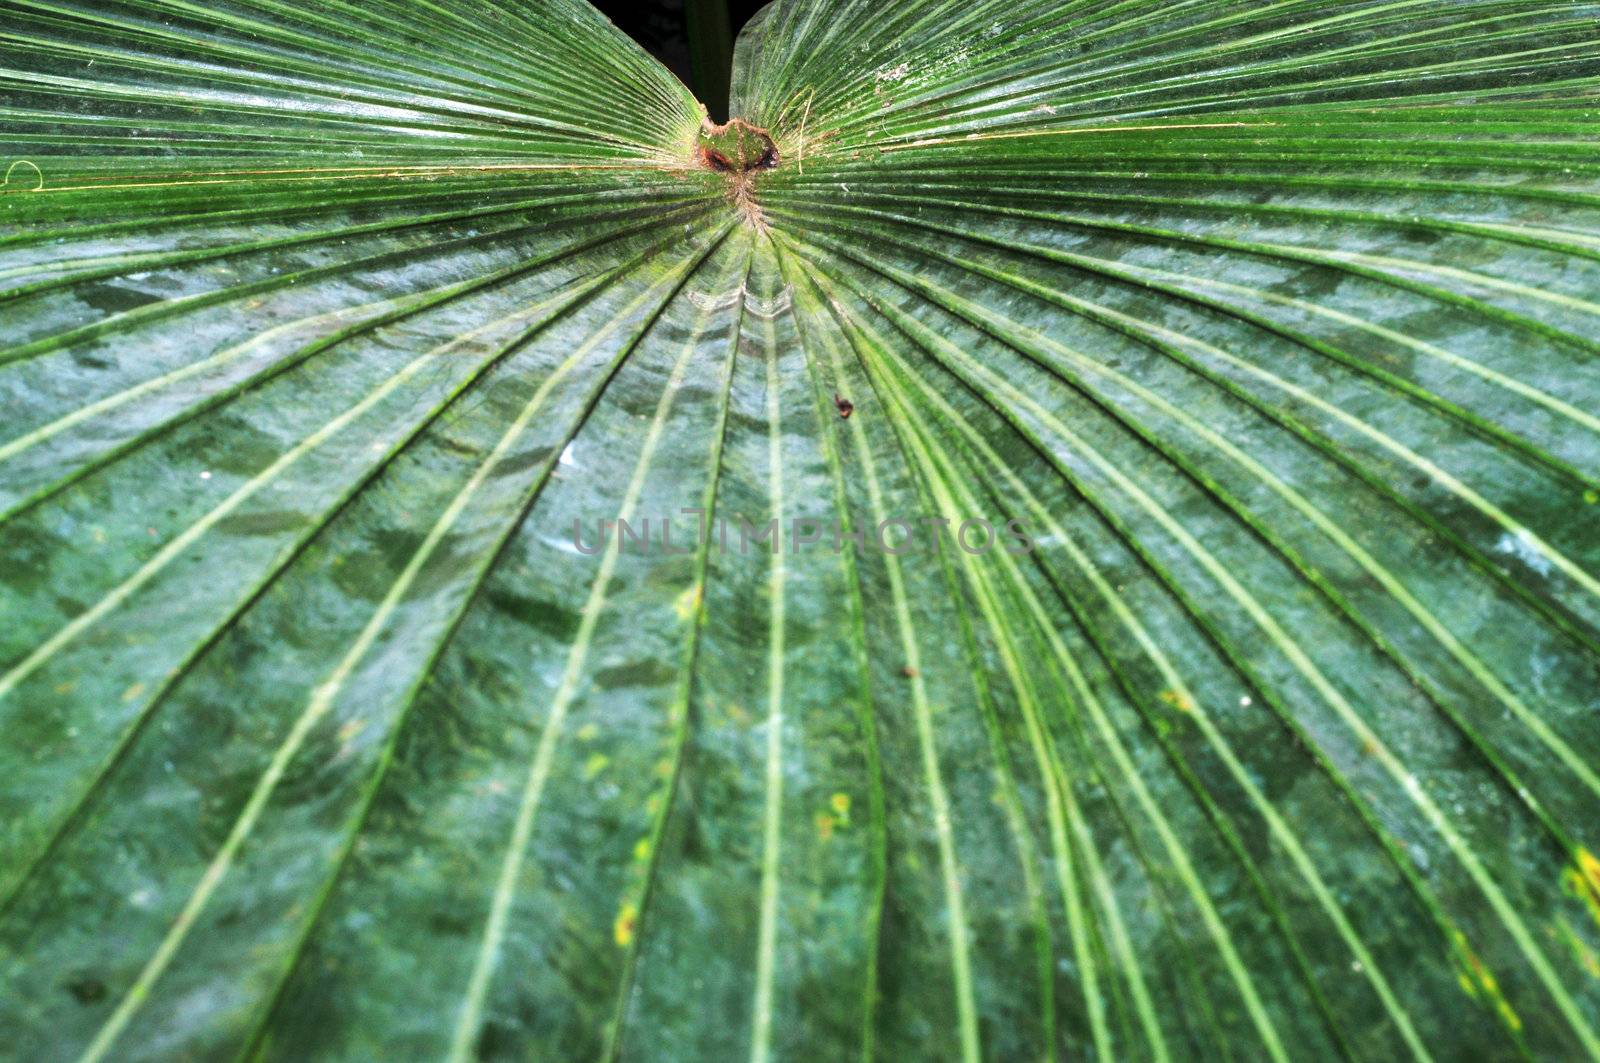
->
[[1158, 688, 1194, 714], [614, 902, 638, 947], [673, 584, 701, 622], [633, 837, 651, 863], [815, 812, 835, 841], [583, 753, 610, 779], [1452, 932, 1522, 1032], [1578, 848, 1600, 897], [1563, 848, 1600, 929], [576, 723, 599, 742], [830, 792, 851, 820], [120, 682, 145, 703]]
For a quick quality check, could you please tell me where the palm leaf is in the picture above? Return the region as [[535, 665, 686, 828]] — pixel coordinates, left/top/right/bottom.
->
[[2, 0, 1599, 1058]]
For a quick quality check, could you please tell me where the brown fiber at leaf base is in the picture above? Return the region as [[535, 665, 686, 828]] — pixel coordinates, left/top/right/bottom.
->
[[730, 172, 770, 233], [696, 118, 778, 230]]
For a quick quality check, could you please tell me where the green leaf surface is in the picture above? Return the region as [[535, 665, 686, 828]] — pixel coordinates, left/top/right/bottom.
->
[[2, 0, 1599, 1059]]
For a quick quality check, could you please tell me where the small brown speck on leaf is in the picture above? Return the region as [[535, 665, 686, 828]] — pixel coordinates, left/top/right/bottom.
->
[[901, 665, 918, 679], [67, 977, 107, 1004], [834, 392, 854, 419]]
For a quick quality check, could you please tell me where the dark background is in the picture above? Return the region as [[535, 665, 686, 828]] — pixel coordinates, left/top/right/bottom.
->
[[591, 0, 770, 104]]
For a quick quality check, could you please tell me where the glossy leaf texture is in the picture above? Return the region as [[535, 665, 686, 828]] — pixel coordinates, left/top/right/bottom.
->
[[2, 0, 1599, 1059]]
